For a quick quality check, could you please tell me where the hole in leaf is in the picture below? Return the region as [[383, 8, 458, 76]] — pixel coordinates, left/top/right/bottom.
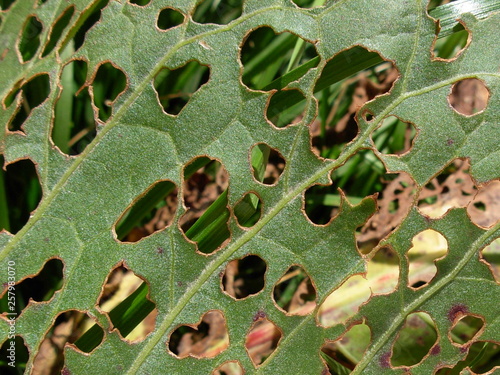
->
[[70, 0, 109, 52], [0, 258, 63, 316], [240, 26, 318, 91], [442, 340, 500, 374], [390, 312, 438, 367], [157, 8, 184, 30], [168, 310, 229, 359], [318, 275, 371, 328], [366, 246, 399, 294], [418, 159, 476, 219], [180, 157, 230, 254], [32, 310, 104, 373], [432, 22, 469, 60], [372, 115, 416, 155], [98, 264, 157, 342], [273, 265, 317, 316], [448, 78, 489, 116], [407, 229, 448, 289], [0, 156, 42, 234], [41, 5, 75, 57], [245, 318, 282, 367], [310, 48, 397, 160], [468, 180, 500, 229], [450, 314, 484, 346], [481, 238, 500, 284], [321, 322, 371, 373], [129, 0, 150, 6], [266, 88, 307, 128], [91, 62, 127, 122], [234, 192, 262, 228], [0, 0, 16, 12], [114, 180, 178, 242], [303, 183, 339, 225], [213, 360, 244, 375], [52, 59, 96, 155], [6, 73, 50, 132], [18, 15, 43, 62], [192, 0, 243, 25], [292, 0, 324, 8], [250, 143, 285, 185], [0, 336, 29, 375], [222, 255, 266, 299], [153, 60, 210, 115]]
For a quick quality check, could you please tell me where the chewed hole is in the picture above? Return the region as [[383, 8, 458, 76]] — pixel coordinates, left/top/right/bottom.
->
[[407, 229, 448, 289], [366, 246, 399, 294], [372, 115, 416, 155], [317, 275, 371, 328], [468, 180, 500, 229], [129, 0, 150, 6], [154, 60, 210, 115], [250, 143, 286, 185], [0, 258, 63, 316], [440, 340, 500, 374], [418, 159, 476, 219], [222, 255, 266, 299], [481, 238, 500, 284], [292, 0, 324, 8], [234, 192, 262, 228], [266, 89, 307, 128], [193, 0, 243, 25], [448, 78, 489, 116], [245, 318, 282, 367], [157, 8, 184, 30], [240, 26, 318, 91], [180, 157, 230, 254], [273, 265, 317, 316], [52, 59, 96, 155], [310, 49, 397, 160], [98, 264, 157, 342], [18, 15, 43, 62], [70, 0, 110, 52], [391, 312, 438, 367], [168, 310, 229, 359], [114, 180, 178, 242], [0, 156, 42, 234], [92, 62, 127, 122], [6, 73, 50, 132], [213, 360, 244, 375], [41, 5, 75, 57], [0, 336, 29, 375], [303, 183, 339, 225], [450, 314, 484, 346], [32, 310, 104, 373], [321, 322, 371, 373], [0, 0, 16, 12]]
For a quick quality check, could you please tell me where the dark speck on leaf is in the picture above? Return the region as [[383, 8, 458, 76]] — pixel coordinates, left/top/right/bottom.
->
[[431, 344, 441, 355], [61, 368, 71, 375], [253, 310, 266, 321], [157, 247, 164, 254], [379, 352, 391, 368], [447, 138, 454, 146], [448, 303, 468, 321]]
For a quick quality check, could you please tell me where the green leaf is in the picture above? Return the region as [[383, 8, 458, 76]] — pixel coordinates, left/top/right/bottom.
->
[[1, 1, 499, 374]]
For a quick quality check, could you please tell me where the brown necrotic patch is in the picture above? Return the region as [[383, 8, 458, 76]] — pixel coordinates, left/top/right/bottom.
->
[[240, 26, 318, 92], [18, 15, 43, 62], [407, 229, 448, 289], [321, 322, 371, 373], [448, 78, 489, 116], [52, 59, 96, 155], [157, 8, 184, 30], [41, 5, 75, 57], [168, 310, 229, 359], [0, 336, 29, 375], [234, 192, 262, 228], [450, 314, 484, 346], [5, 73, 50, 132], [31, 310, 104, 374], [0, 156, 42, 234], [272, 265, 317, 316], [245, 318, 282, 368], [390, 312, 438, 368], [371, 115, 417, 155], [213, 360, 244, 375], [0, 258, 63, 316], [91, 61, 127, 122], [481, 238, 500, 284], [113, 179, 178, 242], [250, 143, 285, 186], [221, 255, 266, 299], [192, 0, 243, 25], [180, 157, 230, 254], [98, 264, 157, 342], [153, 60, 210, 115]]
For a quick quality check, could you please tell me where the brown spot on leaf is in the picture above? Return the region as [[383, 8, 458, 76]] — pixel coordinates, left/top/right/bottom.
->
[[379, 352, 391, 368], [448, 304, 468, 322], [430, 344, 441, 355]]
